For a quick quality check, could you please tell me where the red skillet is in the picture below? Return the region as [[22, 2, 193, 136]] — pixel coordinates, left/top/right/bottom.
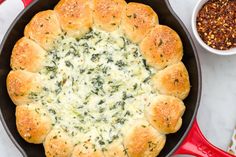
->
[[0, 0, 234, 156], [0, 0, 4, 4]]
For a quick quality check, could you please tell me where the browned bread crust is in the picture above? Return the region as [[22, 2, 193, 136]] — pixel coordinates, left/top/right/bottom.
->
[[44, 129, 74, 157], [54, 0, 93, 38], [16, 104, 52, 143], [24, 10, 61, 50], [145, 95, 185, 134], [123, 119, 166, 157], [152, 62, 190, 100], [121, 2, 158, 43], [92, 0, 127, 32], [10, 37, 46, 72], [6, 70, 42, 106], [140, 25, 183, 70]]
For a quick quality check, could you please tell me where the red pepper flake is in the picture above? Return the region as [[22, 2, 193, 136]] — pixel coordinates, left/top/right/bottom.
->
[[197, 0, 236, 50]]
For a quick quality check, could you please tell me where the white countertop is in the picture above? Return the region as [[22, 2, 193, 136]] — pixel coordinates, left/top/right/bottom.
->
[[0, 0, 235, 156]]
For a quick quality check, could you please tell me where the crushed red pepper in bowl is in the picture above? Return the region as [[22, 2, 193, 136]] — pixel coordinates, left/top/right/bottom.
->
[[196, 0, 236, 50]]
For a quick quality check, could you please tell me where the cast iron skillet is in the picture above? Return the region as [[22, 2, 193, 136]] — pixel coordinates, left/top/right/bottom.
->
[[0, 0, 233, 156]]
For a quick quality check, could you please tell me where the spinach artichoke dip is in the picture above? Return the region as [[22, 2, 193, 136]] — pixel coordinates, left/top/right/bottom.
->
[[40, 28, 157, 149]]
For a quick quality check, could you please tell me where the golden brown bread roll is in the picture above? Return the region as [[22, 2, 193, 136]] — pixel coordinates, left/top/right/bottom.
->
[[92, 0, 127, 32], [44, 128, 74, 157], [123, 119, 166, 157], [121, 2, 158, 43], [24, 10, 61, 50], [103, 139, 127, 157], [71, 139, 104, 157], [10, 37, 46, 72], [152, 62, 190, 100], [54, 0, 93, 38], [16, 104, 52, 144], [145, 95, 185, 134], [6, 70, 42, 106], [140, 25, 183, 70]]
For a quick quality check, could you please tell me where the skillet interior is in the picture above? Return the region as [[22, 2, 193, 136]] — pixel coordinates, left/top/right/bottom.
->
[[0, 0, 201, 156]]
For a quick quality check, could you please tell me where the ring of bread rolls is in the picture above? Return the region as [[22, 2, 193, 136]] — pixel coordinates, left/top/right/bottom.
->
[[7, 0, 190, 157]]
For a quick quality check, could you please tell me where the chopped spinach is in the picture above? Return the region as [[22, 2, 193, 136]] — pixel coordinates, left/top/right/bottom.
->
[[65, 61, 74, 68], [91, 54, 101, 62]]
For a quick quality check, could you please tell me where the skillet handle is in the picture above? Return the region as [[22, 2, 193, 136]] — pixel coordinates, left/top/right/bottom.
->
[[174, 119, 234, 157], [21, 0, 32, 7], [0, 0, 4, 5]]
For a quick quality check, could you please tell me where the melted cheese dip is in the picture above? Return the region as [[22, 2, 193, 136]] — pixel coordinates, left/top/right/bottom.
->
[[33, 28, 157, 149]]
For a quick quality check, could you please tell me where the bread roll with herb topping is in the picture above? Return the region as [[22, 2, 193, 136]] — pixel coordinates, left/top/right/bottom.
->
[[16, 104, 52, 144], [123, 119, 166, 157], [140, 25, 183, 70], [152, 62, 190, 100], [44, 128, 74, 157], [24, 10, 61, 50], [6, 70, 42, 106], [92, 0, 127, 32], [72, 139, 104, 157], [145, 95, 185, 134], [10, 37, 46, 72], [54, 0, 93, 38], [104, 139, 128, 157], [121, 2, 158, 43]]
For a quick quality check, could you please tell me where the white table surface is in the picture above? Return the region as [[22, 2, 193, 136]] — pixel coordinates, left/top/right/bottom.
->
[[0, 0, 235, 156]]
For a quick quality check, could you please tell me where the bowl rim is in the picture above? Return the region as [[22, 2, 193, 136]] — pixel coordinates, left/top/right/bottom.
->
[[191, 0, 236, 56]]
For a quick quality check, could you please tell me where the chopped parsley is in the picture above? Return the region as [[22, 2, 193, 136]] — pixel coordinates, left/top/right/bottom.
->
[[38, 28, 157, 150]]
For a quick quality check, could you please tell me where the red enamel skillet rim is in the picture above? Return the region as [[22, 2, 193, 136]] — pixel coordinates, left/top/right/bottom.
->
[[0, 0, 4, 5], [2, 0, 234, 157]]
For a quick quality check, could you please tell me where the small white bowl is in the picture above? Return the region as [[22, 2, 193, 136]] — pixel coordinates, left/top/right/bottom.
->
[[191, 0, 236, 55]]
